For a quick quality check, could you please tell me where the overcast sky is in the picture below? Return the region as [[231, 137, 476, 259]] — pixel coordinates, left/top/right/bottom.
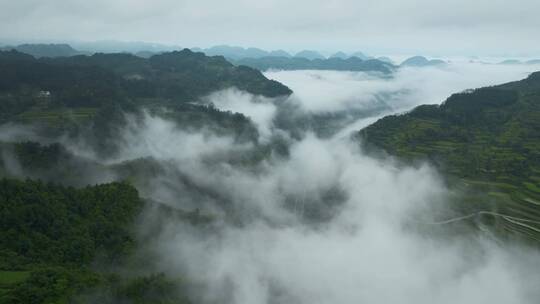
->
[[1, 0, 539, 57]]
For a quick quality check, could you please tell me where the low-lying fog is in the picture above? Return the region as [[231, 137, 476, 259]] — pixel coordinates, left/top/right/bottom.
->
[[130, 62, 540, 304], [214, 62, 540, 138], [5, 62, 540, 303], [265, 62, 539, 114]]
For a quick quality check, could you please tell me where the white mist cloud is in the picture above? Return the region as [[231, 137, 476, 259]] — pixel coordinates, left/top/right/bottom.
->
[[140, 130, 540, 304], [170, 225, 535, 304], [175, 64, 540, 144], [0, 123, 44, 142], [204, 89, 278, 140], [105, 64, 540, 304], [112, 112, 252, 164], [265, 63, 540, 115], [264, 63, 540, 139], [264, 70, 389, 113]]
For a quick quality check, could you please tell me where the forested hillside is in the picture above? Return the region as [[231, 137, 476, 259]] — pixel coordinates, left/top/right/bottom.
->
[[0, 179, 192, 304], [0, 49, 290, 112], [359, 72, 540, 240], [0, 49, 287, 155], [0, 48, 288, 303]]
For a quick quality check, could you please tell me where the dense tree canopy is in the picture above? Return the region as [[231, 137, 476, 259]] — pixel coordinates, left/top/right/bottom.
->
[[0, 179, 143, 267], [0, 49, 290, 108]]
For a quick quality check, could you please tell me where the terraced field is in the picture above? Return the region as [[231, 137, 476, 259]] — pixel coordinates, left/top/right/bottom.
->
[[15, 107, 98, 125]]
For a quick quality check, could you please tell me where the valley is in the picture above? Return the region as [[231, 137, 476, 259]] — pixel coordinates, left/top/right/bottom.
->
[[1, 46, 540, 304]]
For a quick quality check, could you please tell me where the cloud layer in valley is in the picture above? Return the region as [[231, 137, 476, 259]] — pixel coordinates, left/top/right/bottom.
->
[[2, 62, 540, 303], [204, 89, 278, 140], [118, 115, 540, 304], [265, 62, 540, 114], [107, 63, 540, 303]]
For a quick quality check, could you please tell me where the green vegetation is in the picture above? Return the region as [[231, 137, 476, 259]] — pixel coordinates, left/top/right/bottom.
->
[[0, 49, 278, 155], [359, 72, 540, 241], [0, 179, 142, 267], [0, 271, 30, 285], [0, 178, 191, 303], [0, 49, 291, 106], [0, 49, 290, 119]]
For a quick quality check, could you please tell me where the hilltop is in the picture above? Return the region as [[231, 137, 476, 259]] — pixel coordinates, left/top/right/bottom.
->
[[0, 48, 291, 112]]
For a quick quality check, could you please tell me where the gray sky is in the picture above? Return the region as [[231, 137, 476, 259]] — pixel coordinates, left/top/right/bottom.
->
[[1, 0, 539, 57]]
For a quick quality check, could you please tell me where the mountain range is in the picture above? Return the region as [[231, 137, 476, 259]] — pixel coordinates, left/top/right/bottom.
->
[[233, 56, 396, 73], [1, 42, 540, 302]]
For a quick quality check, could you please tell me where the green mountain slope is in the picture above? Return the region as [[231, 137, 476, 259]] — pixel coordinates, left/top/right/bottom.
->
[[0, 49, 291, 109], [0, 178, 192, 304], [0, 49, 287, 153], [0, 180, 142, 268], [359, 72, 540, 241]]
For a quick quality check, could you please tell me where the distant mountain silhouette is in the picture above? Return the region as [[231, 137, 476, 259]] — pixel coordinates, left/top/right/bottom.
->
[[350, 51, 371, 60], [497, 59, 540, 65], [499, 59, 522, 65], [70, 40, 181, 53], [203, 45, 269, 60], [400, 56, 446, 67], [294, 50, 325, 60], [194, 45, 292, 60], [234, 56, 395, 73], [269, 50, 292, 57], [376, 56, 394, 64], [0, 43, 82, 58], [330, 51, 349, 59]]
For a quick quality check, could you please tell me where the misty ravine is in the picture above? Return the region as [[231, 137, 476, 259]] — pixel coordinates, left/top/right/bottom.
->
[[3, 63, 540, 304], [3, 0, 540, 302]]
